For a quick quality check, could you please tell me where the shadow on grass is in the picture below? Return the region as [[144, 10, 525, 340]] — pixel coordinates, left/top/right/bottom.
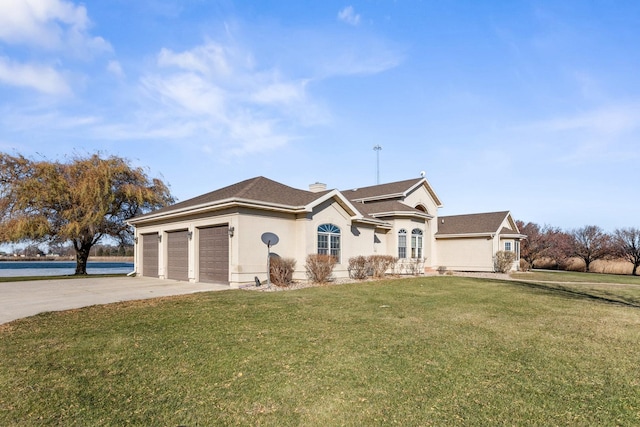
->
[[506, 279, 640, 309]]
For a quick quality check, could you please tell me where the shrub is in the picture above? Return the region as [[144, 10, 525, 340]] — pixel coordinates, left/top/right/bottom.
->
[[369, 255, 396, 278], [348, 256, 368, 280], [437, 266, 447, 275], [519, 258, 531, 272], [494, 251, 516, 273], [305, 254, 337, 283], [405, 258, 425, 276], [270, 256, 296, 287]]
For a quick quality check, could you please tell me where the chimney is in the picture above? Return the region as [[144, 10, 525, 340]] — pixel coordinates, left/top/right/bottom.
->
[[309, 182, 327, 193]]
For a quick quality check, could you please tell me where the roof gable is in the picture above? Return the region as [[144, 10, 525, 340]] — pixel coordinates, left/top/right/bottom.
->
[[344, 177, 443, 206]]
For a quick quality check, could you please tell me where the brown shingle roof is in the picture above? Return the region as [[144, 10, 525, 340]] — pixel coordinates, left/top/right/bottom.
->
[[436, 211, 510, 235], [134, 176, 328, 220], [344, 178, 424, 201], [354, 200, 426, 217]]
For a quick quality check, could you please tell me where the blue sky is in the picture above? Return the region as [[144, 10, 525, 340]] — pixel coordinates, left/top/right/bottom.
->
[[1, 0, 639, 232]]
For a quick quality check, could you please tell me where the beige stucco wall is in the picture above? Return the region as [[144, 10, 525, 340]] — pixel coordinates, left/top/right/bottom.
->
[[397, 185, 439, 270], [303, 198, 386, 280], [435, 237, 495, 271], [383, 219, 431, 273], [133, 208, 240, 283], [131, 182, 522, 285], [132, 196, 394, 287], [499, 237, 520, 271]]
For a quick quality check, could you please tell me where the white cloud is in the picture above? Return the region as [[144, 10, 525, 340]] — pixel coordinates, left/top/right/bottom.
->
[[157, 42, 232, 76], [0, 0, 111, 56], [338, 6, 361, 26], [0, 56, 70, 95], [107, 60, 124, 78], [251, 81, 308, 105], [127, 40, 329, 156], [141, 73, 226, 117], [535, 104, 640, 135]]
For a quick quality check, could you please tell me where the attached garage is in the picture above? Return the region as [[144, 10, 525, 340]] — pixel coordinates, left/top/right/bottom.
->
[[141, 233, 159, 277], [198, 225, 229, 284], [166, 230, 189, 281]]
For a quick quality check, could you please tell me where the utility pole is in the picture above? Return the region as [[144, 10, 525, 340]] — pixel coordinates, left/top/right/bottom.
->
[[373, 144, 382, 184]]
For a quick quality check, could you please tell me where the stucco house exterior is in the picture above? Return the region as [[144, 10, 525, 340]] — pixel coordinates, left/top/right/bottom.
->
[[128, 176, 525, 287]]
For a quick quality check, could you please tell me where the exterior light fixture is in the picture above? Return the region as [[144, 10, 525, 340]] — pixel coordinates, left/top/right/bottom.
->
[[187, 231, 193, 239], [228, 226, 235, 237], [158, 234, 162, 242]]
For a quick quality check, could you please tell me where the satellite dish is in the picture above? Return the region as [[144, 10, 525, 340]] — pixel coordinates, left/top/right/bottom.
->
[[261, 232, 279, 247], [420, 171, 426, 178]]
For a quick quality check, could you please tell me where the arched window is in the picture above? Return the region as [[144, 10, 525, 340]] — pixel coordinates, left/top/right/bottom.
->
[[318, 224, 341, 261], [411, 228, 423, 259], [398, 229, 407, 259]]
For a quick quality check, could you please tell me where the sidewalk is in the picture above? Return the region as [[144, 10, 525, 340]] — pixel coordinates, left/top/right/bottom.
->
[[0, 276, 229, 325]]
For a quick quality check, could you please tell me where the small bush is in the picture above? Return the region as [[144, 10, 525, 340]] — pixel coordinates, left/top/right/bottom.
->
[[405, 258, 425, 276], [270, 256, 296, 287], [305, 254, 337, 283], [437, 266, 447, 275], [348, 256, 368, 280], [369, 255, 396, 278], [494, 251, 517, 273]]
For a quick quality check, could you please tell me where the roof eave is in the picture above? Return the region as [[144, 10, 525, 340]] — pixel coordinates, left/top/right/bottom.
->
[[351, 193, 405, 203], [371, 211, 434, 220], [353, 217, 393, 229], [435, 232, 497, 239], [129, 198, 305, 225], [500, 233, 527, 239]]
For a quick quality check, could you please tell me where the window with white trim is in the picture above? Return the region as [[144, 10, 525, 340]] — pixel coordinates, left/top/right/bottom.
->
[[505, 241, 512, 252], [411, 228, 423, 259], [318, 224, 341, 261], [398, 229, 407, 259]]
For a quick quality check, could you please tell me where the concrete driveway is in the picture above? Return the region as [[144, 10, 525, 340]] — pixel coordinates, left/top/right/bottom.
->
[[0, 276, 230, 325]]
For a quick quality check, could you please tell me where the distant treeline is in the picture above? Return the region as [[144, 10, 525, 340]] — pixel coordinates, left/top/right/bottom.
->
[[1, 243, 134, 259], [517, 221, 640, 276], [0, 255, 133, 262]]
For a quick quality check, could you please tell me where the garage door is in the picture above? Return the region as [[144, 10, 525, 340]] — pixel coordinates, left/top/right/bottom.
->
[[199, 225, 229, 284], [142, 233, 159, 277], [167, 230, 189, 281]]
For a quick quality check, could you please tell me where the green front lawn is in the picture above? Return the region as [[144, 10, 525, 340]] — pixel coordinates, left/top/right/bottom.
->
[[511, 270, 640, 307], [1, 276, 639, 425], [512, 269, 640, 285]]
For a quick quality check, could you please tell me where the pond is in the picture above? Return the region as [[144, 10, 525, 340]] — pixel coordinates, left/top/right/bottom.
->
[[0, 261, 134, 277]]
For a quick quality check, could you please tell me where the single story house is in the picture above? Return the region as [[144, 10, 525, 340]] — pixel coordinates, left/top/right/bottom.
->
[[128, 176, 525, 287]]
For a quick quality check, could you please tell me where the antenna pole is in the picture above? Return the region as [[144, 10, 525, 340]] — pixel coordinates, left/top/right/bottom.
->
[[373, 145, 382, 184]]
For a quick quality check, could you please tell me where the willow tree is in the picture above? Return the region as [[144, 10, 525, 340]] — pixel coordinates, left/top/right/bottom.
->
[[0, 152, 174, 275]]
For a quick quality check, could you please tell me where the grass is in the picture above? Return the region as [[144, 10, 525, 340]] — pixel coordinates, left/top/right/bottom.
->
[[511, 270, 640, 307], [512, 269, 640, 285], [1, 276, 639, 425]]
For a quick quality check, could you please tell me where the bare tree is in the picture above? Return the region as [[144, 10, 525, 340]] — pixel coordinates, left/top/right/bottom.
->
[[517, 221, 572, 268], [568, 225, 613, 272], [613, 228, 640, 276]]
